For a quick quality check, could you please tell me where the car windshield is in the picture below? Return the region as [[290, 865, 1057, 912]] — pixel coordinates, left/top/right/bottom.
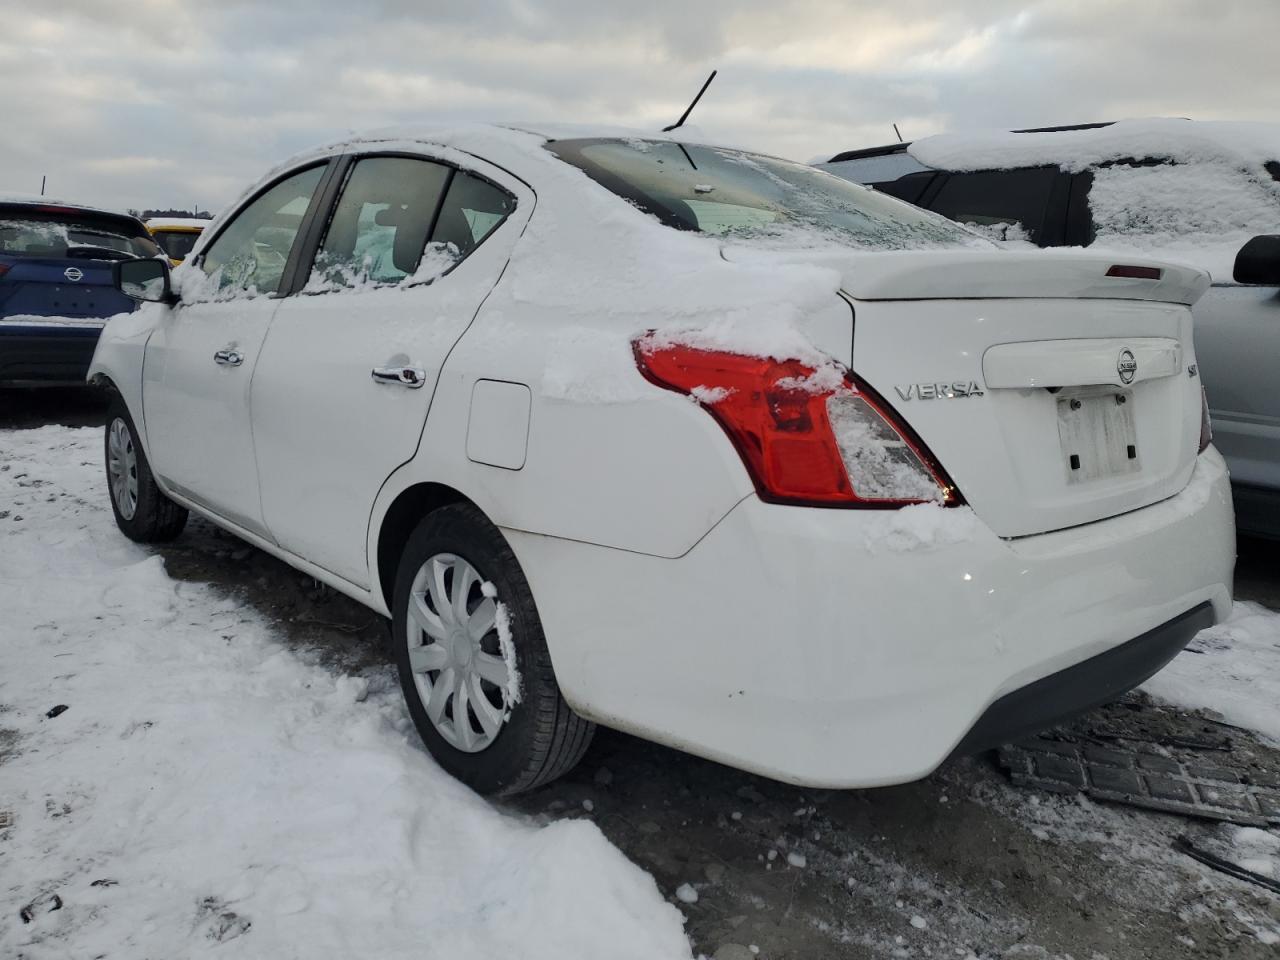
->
[[547, 138, 983, 251], [153, 230, 201, 260], [0, 211, 159, 260]]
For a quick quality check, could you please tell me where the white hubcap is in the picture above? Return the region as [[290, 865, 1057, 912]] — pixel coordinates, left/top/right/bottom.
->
[[405, 553, 513, 753], [107, 418, 138, 520]]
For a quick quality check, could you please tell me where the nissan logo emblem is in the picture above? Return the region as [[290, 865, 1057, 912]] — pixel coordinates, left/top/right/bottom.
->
[[1117, 348, 1138, 384], [63, 266, 84, 282]]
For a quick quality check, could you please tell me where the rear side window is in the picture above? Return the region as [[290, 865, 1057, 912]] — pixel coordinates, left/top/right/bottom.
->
[[926, 167, 1058, 243], [0, 211, 158, 260], [199, 165, 325, 298], [310, 157, 451, 289], [308, 160, 515, 291], [428, 172, 516, 264]]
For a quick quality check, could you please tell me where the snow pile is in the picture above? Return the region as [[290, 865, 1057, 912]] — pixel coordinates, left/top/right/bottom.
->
[[856, 503, 981, 552], [1143, 600, 1280, 744], [0, 426, 691, 960], [907, 119, 1280, 282], [1231, 827, 1280, 880]]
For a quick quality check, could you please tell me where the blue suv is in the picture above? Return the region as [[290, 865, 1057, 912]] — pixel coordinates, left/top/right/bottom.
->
[[1, 200, 159, 384]]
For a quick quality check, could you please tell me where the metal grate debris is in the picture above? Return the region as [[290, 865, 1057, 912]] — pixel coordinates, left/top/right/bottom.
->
[[999, 736, 1280, 827]]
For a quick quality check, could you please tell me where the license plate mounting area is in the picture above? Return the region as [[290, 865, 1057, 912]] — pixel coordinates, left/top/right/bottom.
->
[[1056, 389, 1140, 484]]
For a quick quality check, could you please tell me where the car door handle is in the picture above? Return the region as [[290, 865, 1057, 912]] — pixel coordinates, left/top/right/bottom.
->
[[214, 349, 244, 367], [371, 366, 427, 389]]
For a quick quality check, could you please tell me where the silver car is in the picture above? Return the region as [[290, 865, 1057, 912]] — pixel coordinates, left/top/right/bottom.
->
[[821, 119, 1280, 538]]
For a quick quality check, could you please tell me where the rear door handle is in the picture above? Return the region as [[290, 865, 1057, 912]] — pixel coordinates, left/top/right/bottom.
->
[[371, 366, 427, 389], [214, 349, 244, 367]]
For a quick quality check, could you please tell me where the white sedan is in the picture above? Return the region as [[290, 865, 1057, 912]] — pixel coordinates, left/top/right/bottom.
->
[[91, 123, 1234, 795]]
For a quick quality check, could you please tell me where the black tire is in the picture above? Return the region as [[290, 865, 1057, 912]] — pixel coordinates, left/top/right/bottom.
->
[[392, 503, 594, 796], [104, 395, 188, 543]]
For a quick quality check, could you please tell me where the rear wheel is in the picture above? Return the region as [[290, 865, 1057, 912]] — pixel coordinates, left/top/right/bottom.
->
[[104, 396, 188, 543], [392, 503, 594, 795]]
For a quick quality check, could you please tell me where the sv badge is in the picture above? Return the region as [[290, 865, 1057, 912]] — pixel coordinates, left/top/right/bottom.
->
[[894, 381, 986, 401]]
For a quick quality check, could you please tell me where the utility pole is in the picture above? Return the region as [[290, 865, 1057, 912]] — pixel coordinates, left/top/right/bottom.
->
[[40, 175, 46, 196]]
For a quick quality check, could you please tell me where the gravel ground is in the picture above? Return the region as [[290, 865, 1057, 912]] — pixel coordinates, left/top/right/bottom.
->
[[4, 388, 1279, 958]]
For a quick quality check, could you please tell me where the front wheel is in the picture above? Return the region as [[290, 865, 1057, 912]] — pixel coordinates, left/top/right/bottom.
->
[[104, 397, 188, 543], [392, 503, 594, 795]]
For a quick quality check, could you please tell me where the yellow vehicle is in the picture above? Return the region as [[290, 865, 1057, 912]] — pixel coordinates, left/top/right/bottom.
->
[[145, 217, 207, 265]]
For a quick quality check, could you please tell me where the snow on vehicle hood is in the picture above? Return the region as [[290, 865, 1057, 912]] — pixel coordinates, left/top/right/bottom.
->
[[720, 244, 1211, 305]]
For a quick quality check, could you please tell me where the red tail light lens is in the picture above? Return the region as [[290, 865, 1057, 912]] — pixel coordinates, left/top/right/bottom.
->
[[1199, 386, 1213, 454], [0, 263, 10, 279], [634, 336, 960, 507]]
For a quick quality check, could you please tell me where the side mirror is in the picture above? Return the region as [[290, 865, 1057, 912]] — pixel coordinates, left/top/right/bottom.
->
[[114, 257, 174, 303], [1232, 235, 1280, 285]]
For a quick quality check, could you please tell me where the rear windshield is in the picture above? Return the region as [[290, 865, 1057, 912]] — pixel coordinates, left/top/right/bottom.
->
[[547, 138, 983, 250], [0, 211, 160, 260], [152, 229, 201, 260]]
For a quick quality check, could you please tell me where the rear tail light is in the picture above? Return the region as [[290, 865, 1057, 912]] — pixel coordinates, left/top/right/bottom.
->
[[1199, 386, 1213, 454], [633, 335, 960, 507], [0, 263, 10, 279]]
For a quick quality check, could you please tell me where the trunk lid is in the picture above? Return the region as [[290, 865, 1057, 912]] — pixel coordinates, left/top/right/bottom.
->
[[725, 246, 1209, 538]]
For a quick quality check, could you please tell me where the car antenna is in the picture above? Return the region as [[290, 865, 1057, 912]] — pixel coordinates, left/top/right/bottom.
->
[[893, 123, 904, 143], [663, 70, 717, 133]]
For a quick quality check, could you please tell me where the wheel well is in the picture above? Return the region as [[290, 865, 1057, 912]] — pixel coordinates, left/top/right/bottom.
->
[[375, 482, 470, 610], [88, 373, 119, 396]]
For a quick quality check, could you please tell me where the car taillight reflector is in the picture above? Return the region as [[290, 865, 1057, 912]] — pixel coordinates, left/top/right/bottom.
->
[[1106, 264, 1162, 280], [633, 335, 960, 508], [0, 263, 10, 278], [1199, 386, 1213, 454]]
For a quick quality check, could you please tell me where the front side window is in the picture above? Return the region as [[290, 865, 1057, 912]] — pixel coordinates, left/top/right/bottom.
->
[[926, 167, 1058, 243], [197, 165, 325, 298], [547, 138, 981, 251]]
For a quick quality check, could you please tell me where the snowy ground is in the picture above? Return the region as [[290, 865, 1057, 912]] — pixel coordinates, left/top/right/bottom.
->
[[0, 425, 690, 959], [3, 408, 1280, 958]]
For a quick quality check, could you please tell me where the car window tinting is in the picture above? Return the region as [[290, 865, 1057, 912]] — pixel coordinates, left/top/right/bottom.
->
[[0, 212, 158, 260], [548, 138, 980, 250], [429, 172, 516, 261], [926, 167, 1058, 243], [201, 165, 325, 297], [311, 157, 452, 289]]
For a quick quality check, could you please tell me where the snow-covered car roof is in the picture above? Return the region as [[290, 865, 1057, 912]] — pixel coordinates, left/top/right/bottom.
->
[[906, 118, 1280, 173], [0, 192, 141, 222], [145, 217, 209, 231]]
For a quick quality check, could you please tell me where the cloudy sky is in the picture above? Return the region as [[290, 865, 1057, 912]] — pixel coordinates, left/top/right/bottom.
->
[[3, 0, 1277, 212]]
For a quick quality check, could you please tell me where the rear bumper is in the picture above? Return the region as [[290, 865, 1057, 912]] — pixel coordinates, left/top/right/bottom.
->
[[505, 448, 1235, 788], [950, 601, 1215, 756], [0, 322, 103, 384]]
